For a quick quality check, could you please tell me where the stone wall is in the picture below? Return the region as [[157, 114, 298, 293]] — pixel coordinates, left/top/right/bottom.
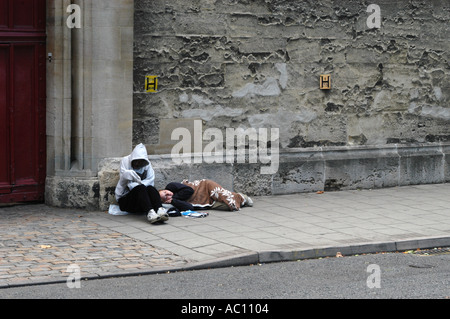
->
[[134, 0, 449, 151], [123, 0, 450, 205], [49, 0, 450, 210]]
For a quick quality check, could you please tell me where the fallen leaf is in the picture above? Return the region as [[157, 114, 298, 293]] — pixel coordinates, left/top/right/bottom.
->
[[316, 191, 324, 194], [336, 252, 343, 258]]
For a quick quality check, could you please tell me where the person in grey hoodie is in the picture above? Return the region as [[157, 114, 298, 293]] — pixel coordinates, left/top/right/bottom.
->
[[115, 143, 169, 224]]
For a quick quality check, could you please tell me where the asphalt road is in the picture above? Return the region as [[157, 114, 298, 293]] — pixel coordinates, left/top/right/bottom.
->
[[1, 251, 449, 300]]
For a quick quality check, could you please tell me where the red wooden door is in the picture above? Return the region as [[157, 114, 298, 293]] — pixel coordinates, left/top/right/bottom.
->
[[0, 0, 46, 203]]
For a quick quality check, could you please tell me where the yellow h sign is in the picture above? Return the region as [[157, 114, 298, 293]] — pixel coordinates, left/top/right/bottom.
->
[[145, 76, 158, 93], [320, 74, 331, 90]]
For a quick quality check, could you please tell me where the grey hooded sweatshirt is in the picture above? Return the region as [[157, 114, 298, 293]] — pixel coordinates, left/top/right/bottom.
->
[[115, 143, 155, 201]]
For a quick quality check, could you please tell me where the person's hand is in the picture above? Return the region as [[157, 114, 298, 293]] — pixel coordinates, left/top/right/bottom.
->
[[122, 170, 142, 184]]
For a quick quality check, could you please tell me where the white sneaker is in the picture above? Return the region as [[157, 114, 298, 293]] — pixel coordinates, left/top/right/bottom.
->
[[157, 207, 169, 222], [147, 209, 160, 224], [239, 193, 254, 207]]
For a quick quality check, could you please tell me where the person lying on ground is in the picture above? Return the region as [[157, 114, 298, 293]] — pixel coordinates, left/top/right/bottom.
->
[[114, 143, 169, 224], [159, 179, 253, 213]]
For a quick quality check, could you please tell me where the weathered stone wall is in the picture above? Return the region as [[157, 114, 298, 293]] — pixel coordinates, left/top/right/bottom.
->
[[87, 0, 450, 211], [134, 0, 449, 150], [41, 1, 449, 210], [122, 0, 450, 207]]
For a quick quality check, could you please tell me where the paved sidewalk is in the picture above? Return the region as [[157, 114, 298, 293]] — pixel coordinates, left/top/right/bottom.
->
[[1, 183, 450, 288]]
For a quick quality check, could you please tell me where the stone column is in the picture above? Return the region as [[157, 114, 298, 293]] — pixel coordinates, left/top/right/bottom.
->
[[45, 0, 134, 209]]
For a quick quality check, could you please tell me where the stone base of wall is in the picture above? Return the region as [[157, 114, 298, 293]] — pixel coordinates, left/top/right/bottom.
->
[[45, 143, 450, 211], [45, 176, 99, 211]]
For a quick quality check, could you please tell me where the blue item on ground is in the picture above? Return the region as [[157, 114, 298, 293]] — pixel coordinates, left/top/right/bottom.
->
[[181, 210, 209, 218]]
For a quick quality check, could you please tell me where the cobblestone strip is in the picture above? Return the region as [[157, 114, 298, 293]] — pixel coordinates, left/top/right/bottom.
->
[[0, 205, 188, 287]]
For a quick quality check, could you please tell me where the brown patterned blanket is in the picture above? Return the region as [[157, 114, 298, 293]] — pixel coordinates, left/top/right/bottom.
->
[[182, 179, 244, 211]]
